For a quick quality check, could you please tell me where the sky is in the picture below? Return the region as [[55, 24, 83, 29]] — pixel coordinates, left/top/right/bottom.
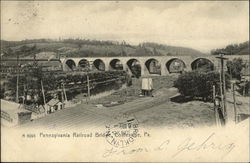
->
[[1, 1, 249, 53]]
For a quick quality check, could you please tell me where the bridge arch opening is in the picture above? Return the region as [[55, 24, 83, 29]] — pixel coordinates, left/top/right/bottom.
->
[[127, 59, 141, 78], [191, 58, 214, 71], [65, 59, 76, 71], [166, 58, 186, 73], [110, 59, 123, 70], [145, 58, 161, 75], [93, 59, 105, 71], [78, 59, 89, 70]]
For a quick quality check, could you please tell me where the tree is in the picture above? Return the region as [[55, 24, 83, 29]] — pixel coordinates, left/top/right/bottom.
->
[[77, 43, 82, 50], [0, 85, 5, 98], [174, 71, 230, 101], [153, 47, 158, 55], [211, 41, 249, 55], [6, 47, 13, 56], [192, 59, 214, 72], [226, 58, 245, 80], [131, 65, 141, 78]]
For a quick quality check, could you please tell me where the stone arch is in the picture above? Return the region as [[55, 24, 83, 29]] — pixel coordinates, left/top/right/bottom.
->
[[78, 59, 90, 71], [65, 59, 76, 71], [78, 59, 89, 68], [110, 59, 123, 70], [145, 58, 161, 75], [166, 58, 186, 73], [191, 58, 214, 71], [127, 59, 141, 78], [93, 59, 105, 71]]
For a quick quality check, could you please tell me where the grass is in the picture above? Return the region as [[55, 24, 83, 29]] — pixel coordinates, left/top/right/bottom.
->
[[19, 75, 215, 129], [89, 76, 177, 105], [86, 76, 215, 128], [136, 100, 214, 128]]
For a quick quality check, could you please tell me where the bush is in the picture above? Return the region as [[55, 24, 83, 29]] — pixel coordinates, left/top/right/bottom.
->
[[174, 71, 230, 101], [226, 58, 245, 80]]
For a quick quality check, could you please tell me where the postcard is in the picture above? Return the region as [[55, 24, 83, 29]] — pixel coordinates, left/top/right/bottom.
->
[[1, 1, 249, 162]]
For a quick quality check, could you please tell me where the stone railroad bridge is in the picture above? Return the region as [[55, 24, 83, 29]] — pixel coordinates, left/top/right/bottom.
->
[[60, 55, 249, 76]]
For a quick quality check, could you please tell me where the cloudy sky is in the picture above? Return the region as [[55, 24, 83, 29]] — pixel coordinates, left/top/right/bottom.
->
[[1, 1, 249, 52]]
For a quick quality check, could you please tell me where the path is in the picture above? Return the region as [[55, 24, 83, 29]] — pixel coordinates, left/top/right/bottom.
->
[[20, 88, 178, 129]]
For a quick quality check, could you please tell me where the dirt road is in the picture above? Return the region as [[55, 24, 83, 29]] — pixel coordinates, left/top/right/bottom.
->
[[20, 85, 214, 129]]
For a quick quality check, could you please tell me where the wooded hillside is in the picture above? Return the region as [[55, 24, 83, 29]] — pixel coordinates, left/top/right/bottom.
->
[[211, 41, 249, 55], [1, 39, 205, 59]]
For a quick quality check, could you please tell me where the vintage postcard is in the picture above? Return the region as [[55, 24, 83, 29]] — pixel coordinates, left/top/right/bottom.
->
[[1, 1, 249, 162]]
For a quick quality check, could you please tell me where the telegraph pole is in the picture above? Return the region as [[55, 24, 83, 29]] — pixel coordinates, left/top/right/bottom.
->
[[87, 74, 90, 103], [62, 82, 67, 102], [232, 83, 237, 123], [61, 83, 64, 109], [16, 53, 20, 103], [216, 53, 228, 124], [213, 85, 219, 126], [41, 80, 46, 105], [85, 60, 92, 104]]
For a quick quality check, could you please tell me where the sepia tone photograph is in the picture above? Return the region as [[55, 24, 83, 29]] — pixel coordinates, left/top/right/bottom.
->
[[1, 1, 249, 162]]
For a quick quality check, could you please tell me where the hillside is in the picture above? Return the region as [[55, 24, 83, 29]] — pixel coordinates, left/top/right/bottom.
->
[[141, 42, 206, 56], [211, 41, 249, 55], [1, 39, 205, 59]]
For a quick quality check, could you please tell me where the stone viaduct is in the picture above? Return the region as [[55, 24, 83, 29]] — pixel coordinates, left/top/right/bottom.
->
[[60, 55, 249, 76]]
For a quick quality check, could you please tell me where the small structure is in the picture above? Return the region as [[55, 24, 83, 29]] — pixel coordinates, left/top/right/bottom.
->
[[141, 77, 153, 96], [46, 98, 63, 114], [1, 99, 32, 127]]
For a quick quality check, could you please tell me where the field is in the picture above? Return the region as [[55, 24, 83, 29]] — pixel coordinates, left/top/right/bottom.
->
[[20, 76, 215, 129]]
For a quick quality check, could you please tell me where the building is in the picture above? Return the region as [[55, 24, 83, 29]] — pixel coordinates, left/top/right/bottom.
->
[[1, 99, 32, 127], [46, 98, 63, 113]]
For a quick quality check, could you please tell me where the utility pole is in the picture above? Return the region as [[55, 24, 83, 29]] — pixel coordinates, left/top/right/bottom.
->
[[87, 61, 93, 103], [62, 82, 67, 102], [61, 83, 64, 109], [243, 80, 246, 96], [232, 83, 237, 123], [216, 53, 228, 124], [213, 85, 218, 126], [41, 80, 46, 106], [87, 74, 90, 104], [23, 84, 26, 105], [16, 53, 20, 103], [219, 63, 224, 114], [86, 60, 92, 104]]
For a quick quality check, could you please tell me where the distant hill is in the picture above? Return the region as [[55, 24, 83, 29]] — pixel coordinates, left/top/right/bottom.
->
[[141, 42, 206, 56], [1, 39, 205, 59], [211, 41, 249, 55]]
